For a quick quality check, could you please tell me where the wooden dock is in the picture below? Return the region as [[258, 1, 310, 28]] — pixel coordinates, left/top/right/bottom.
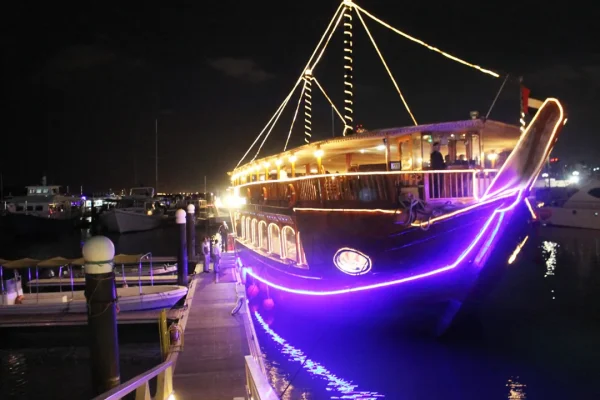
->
[[172, 254, 248, 399]]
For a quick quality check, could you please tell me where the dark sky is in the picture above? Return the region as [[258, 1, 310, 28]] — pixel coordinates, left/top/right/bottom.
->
[[2, 1, 598, 193]]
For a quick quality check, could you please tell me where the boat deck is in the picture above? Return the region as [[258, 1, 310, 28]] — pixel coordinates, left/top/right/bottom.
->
[[172, 253, 248, 400]]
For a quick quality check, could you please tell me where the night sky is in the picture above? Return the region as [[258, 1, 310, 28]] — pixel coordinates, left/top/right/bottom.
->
[[2, 1, 597, 194]]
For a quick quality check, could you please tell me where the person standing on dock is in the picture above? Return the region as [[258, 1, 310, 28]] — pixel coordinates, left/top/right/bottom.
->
[[212, 240, 221, 273], [218, 221, 229, 252], [202, 236, 211, 273]]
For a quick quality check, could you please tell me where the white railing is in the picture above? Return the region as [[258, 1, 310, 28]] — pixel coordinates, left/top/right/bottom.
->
[[91, 359, 174, 400]]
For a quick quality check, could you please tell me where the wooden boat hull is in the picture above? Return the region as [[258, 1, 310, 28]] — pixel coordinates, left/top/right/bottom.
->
[[0, 285, 187, 315], [237, 194, 530, 324]]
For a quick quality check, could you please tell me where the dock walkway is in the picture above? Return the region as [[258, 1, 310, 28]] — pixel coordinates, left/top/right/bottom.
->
[[172, 252, 248, 399]]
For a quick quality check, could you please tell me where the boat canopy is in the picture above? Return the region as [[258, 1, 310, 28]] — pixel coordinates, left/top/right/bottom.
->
[[0, 254, 149, 269], [232, 119, 519, 178]]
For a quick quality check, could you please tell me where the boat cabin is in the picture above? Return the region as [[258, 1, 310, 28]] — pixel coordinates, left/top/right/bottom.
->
[[230, 118, 520, 207], [5, 185, 81, 218]]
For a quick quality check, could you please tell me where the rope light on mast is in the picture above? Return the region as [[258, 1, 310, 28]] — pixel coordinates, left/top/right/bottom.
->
[[519, 76, 526, 135], [304, 69, 313, 144], [343, 2, 354, 136]]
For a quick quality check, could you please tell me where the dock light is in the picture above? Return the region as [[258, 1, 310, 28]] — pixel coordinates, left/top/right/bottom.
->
[[275, 159, 282, 166], [288, 154, 297, 163], [376, 145, 386, 151], [572, 171, 579, 176], [314, 149, 324, 158], [569, 175, 579, 184], [487, 152, 498, 161], [542, 173, 549, 178], [333, 247, 372, 276]]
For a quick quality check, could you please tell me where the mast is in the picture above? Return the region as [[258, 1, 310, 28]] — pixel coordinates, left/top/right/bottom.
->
[[304, 69, 313, 144], [343, 3, 354, 136]]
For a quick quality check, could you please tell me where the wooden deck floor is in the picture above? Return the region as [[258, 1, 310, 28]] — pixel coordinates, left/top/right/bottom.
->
[[172, 262, 248, 399]]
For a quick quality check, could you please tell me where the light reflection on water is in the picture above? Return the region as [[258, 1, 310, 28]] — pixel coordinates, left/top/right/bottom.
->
[[254, 311, 383, 400], [255, 226, 600, 399]]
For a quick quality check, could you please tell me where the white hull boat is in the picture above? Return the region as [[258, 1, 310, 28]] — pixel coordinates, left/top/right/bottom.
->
[[538, 180, 600, 230], [100, 209, 163, 233], [0, 281, 187, 315]]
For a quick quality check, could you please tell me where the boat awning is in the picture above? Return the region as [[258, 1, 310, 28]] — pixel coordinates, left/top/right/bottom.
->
[[37, 257, 74, 268], [233, 119, 520, 174], [3, 258, 42, 269], [71, 254, 144, 266]]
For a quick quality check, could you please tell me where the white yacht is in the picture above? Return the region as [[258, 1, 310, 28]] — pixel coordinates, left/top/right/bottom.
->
[[537, 179, 600, 230], [99, 187, 164, 233], [2, 177, 83, 235]]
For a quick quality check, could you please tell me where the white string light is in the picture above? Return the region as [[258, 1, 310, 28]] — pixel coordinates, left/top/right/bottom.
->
[[284, 81, 307, 151], [304, 70, 313, 144], [356, 8, 417, 125], [236, 3, 345, 167], [343, 4, 354, 136], [252, 88, 295, 161], [312, 77, 345, 126], [351, 1, 500, 78]]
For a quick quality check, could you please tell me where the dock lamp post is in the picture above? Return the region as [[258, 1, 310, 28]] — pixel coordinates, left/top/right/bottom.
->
[[83, 236, 120, 395], [176, 209, 188, 287]]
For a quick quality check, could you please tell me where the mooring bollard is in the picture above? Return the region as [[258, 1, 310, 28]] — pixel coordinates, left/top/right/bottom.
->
[[186, 204, 196, 260], [82, 235, 120, 395], [176, 209, 188, 287]]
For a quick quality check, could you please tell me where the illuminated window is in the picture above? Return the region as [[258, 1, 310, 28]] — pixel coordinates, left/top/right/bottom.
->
[[259, 221, 268, 251], [268, 223, 281, 256], [252, 219, 258, 247], [282, 226, 297, 261], [240, 216, 246, 239]]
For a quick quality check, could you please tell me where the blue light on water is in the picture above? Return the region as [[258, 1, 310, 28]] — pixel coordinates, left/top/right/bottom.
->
[[254, 312, 384, 399]]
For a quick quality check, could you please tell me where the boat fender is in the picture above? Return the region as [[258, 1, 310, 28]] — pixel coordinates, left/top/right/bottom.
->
[[286, 184, 297, 207], [15, 295, 24, 304], [169, 323, 181, 344]]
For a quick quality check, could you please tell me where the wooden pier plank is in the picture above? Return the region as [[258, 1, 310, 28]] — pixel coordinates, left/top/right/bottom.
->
[[172, 271, 248, 400]]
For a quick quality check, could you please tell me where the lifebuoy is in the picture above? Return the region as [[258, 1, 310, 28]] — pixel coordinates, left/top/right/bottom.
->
[[286, 184, 297, 207], [15, 295, 24, 304]]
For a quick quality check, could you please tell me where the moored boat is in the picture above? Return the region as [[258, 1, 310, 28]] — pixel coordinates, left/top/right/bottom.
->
[[225, 1, 568, 332], [99, 187, 164, 233], [537, 179, 600, 230]]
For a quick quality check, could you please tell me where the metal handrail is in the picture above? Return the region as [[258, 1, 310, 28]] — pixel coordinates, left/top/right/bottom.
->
[[92, 359, 174, 400]]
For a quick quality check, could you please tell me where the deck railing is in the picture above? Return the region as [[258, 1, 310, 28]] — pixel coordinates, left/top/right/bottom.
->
[[246, 355, 280, 400], [239, 169, 498, 208], [91, 359, 174, 400]]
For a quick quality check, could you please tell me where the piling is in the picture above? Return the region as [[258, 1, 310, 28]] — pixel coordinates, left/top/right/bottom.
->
[[83, 236, 120, 394], [186, 204, 196, 259], [176, 209, 188, 287]]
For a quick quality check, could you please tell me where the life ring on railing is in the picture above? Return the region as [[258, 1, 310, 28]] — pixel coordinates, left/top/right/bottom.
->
[[286, 184, 297, 207], [15, 295, 24, 304]]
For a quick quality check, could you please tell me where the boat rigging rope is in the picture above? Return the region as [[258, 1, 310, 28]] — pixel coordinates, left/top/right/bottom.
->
[[236, 3, 345, 168], [283, 81, 307, 151], [355, 8, 417, 125], [350, 1, 499, 78]]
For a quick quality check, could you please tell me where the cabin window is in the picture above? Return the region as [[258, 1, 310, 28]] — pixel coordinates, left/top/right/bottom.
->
[[28, 189, 35, 194], [251, 219, 258, 247], [35, 205, 43, 211], [240, 216, 246, 239], [588, 188, 600, 199], [36, 188, 42, 194], [259, 221, 268, 251], [282, 226, 297, 261], [268, 223, 281, 256], [42, 188, 49, 194]]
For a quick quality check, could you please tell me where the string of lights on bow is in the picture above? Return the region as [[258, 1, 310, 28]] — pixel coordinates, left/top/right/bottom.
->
[[236, 0, 500, 169]]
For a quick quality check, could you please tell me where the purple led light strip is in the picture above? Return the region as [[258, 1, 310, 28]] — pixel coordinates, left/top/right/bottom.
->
[[254, 311, 384, 399], [245, 191, 523, 296]]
